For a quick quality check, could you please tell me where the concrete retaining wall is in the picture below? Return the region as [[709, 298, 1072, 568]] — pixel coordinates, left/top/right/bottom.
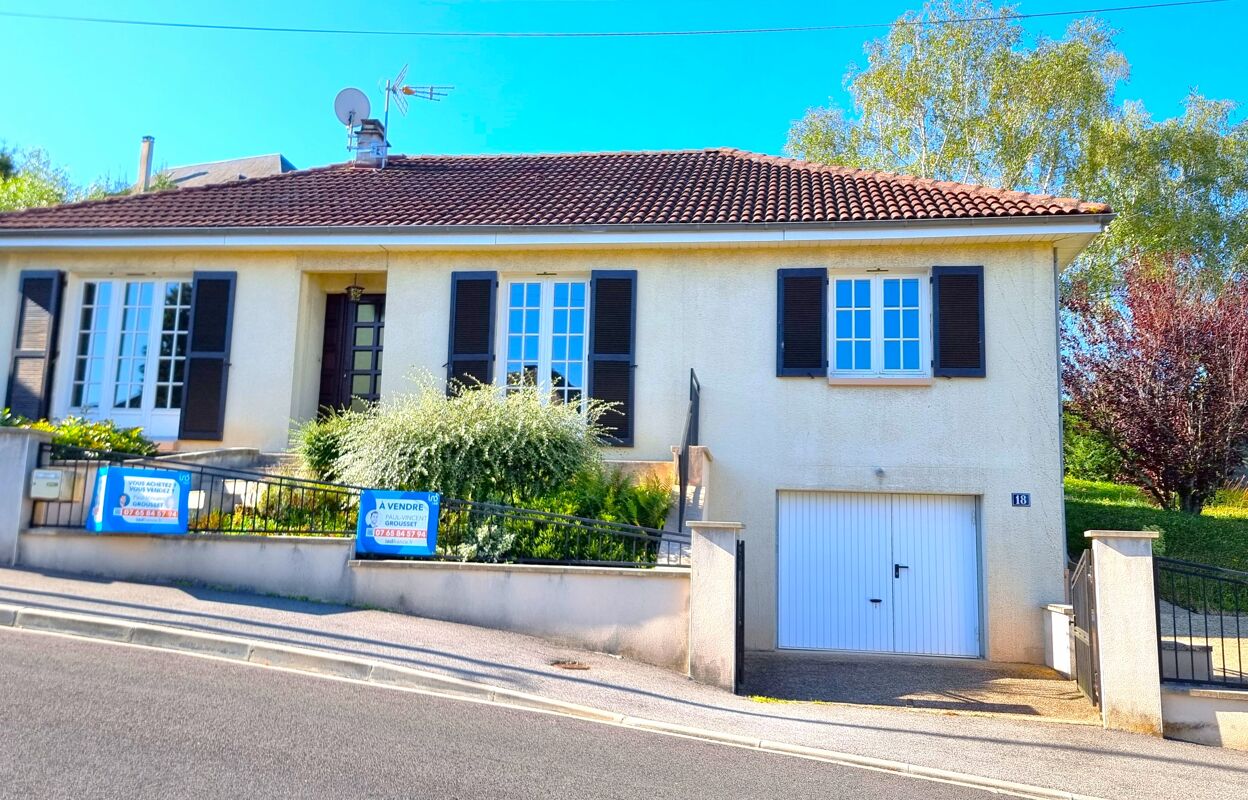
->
[[350, 559, 690, 670], [19, 528, 355, 603], [15, 527, 692, 671], [1162, 686, 1248, 750]]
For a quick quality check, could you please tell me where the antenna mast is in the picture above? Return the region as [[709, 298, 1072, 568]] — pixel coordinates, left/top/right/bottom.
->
[[380, 63, 453, 169]]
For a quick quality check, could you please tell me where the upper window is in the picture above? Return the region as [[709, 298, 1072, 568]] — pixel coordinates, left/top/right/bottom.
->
[[501, 278, 588, 409], [831, 274, 929, 377]]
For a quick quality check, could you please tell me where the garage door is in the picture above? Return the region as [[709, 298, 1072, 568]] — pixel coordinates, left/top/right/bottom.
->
[[777, 491, 981, 657]]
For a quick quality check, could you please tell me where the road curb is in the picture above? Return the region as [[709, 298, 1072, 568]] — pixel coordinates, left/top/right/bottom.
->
[[0, 604, 1103, 800]]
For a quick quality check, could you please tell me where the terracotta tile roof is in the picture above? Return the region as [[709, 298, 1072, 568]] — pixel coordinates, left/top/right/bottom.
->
[[0, 148, 1109, 231]]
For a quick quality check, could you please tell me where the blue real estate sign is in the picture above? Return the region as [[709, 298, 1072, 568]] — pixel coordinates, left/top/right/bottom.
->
[[355, 490, 441, 557], [86, 467, 191, 534]]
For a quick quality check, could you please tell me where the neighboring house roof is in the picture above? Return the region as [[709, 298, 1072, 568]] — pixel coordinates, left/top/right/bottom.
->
[[0, 148, 1109, 231], [162, 153, 296, 189]]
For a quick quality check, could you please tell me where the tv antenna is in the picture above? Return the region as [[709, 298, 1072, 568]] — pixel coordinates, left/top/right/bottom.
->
[[380, 63, 454, 168]]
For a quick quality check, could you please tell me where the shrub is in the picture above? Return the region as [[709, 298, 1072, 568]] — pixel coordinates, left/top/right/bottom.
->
[[294, 411, 356, 481], [332, 379, 607, 503], [531, 465, 673, 530], [29, 415, 157, 456], [1065, 478, 1248, 574], [1063, 409, 1123, 482]]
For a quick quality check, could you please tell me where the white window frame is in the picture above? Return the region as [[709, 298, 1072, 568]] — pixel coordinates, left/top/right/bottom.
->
[[493, 273, 590, 410], [828, 271, 931, 379], [59, 276, 193, 440]]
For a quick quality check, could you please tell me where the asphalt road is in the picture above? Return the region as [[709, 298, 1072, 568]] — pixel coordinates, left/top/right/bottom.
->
[[0, 628, 992, 799]]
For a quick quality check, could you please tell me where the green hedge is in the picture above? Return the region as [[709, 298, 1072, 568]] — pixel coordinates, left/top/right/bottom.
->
[[1065, 478, 1248, 573]]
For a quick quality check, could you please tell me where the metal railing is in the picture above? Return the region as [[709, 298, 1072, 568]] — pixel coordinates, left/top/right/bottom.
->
[[433, 498, 690, 567], [677, 368, 701, 532], [1155, 556, 1248, 689], [30, 444, 690, 568], [31, 443, 361, 536]]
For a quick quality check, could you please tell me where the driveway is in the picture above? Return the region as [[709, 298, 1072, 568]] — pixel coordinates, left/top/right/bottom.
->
[[745, 650, 1101, 723]]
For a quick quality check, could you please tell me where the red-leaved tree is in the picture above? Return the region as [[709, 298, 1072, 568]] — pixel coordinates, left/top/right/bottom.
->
[[1063, 256, 1248, 513]]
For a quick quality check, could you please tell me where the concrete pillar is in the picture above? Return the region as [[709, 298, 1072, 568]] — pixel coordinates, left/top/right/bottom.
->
[[669, 445, 714, 524], [1087, 529, 1164, 736], [0, 427, 52, 566], [688, 520, 743, 690]]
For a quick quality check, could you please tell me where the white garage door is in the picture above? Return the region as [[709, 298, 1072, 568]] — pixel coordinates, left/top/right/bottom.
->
[[777, 491, 981, 657]]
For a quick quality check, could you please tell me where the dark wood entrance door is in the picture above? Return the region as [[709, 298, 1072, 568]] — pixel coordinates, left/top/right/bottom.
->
[[319, 294, 385, 412]]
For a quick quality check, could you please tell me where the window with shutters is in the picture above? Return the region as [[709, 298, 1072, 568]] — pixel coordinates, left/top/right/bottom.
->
[[830, 273, 930, 378], [497, 277, 589, 410], [63, 278, 192, 438]]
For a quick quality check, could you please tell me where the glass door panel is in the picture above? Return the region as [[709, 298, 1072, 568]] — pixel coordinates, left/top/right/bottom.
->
[[345, 297, 384, 409]]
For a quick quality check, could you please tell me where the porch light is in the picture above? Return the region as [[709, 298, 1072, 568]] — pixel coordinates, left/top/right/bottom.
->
[[345, 274, 365, 302]]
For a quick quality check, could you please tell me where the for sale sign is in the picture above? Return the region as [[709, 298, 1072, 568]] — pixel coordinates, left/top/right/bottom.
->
[[85, 467, 191, 534], [355, 490, 441, 557]]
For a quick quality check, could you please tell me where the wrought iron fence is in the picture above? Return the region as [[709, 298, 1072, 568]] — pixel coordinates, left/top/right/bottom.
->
[[431, 498, 690, 567], [29, 444, 691, 568], [31, 443, 360, 536], [1155, 556, 1248, 689]]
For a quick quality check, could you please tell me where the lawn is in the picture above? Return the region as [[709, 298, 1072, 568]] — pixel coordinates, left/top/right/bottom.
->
[[1065, 478, 1248, 571]]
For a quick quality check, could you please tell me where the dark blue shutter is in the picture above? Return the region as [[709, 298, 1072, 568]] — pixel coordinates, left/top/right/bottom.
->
[[932, 266, 986, 378], [5, 270, 64, 420], [179, 272, 236, 440], [588, 270, 637, 446], [776, 268, 827, 377], [446, 272, 497, 392]]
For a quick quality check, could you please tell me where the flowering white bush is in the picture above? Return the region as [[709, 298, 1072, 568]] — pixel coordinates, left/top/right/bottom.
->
[[331, 376, 608, 503]]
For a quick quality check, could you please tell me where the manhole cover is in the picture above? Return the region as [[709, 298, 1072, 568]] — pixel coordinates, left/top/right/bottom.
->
[[550, 660, 590, 670]]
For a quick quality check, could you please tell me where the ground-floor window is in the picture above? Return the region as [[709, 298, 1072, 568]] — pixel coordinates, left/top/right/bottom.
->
[[499, 277, 588, 409], [67, 278, 192, 439]]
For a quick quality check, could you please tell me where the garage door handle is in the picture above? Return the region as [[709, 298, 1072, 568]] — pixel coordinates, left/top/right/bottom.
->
[[869, 598, 882, 604], [894, 563, 909, 579]]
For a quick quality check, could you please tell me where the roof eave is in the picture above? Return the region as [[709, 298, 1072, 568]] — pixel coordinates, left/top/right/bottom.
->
[[0, 213, 1115, 240]]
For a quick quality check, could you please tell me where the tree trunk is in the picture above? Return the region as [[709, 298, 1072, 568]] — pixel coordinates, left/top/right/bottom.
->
[[1177, 489, 1209, 515]]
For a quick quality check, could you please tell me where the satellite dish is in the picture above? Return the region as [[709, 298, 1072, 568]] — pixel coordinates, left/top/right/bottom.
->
[[334, 88, 370, 127]]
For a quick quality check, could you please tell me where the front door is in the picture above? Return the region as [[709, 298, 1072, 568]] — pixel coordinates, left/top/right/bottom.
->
[[319, 294, 385, 411]]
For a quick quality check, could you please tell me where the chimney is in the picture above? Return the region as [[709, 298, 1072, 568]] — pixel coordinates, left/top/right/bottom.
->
[[137, 136, 154, 192], [353, 120, 388, 167]]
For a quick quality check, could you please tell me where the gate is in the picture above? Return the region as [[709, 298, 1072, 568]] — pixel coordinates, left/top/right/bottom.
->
[[734, 539, 745, 695], [1071, 548, 1100, 706]]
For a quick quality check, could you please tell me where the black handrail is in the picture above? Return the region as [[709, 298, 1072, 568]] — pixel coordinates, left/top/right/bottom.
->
[[677, 368, 701, 532]]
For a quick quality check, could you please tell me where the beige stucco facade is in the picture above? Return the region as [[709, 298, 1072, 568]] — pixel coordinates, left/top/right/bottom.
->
[[1, 236, 1070, 663]]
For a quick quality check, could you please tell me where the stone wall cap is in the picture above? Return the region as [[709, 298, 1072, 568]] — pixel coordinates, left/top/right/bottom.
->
[[1043, 603, 1075, 616], [1162, 685, 1248, 701], [349, 559, 689, 578], [0, 427, 53, 442], [1084, 529, 1160, 540], [686, 520, 744, 531]]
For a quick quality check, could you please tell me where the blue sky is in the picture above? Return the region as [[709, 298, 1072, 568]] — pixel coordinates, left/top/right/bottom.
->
[[1, 0, 1243, 184]]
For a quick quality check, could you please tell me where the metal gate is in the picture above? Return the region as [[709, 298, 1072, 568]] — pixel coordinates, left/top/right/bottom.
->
[[1071, 549, 1100, 706], [734, 540, 745, 695]]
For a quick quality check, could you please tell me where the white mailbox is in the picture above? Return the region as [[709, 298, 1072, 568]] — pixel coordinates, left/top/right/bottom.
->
[[30, 468, 75, 501]]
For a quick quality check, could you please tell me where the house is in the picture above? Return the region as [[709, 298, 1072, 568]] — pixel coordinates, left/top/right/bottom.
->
[[163, 153, 297, 189], [0, 148, 1112, 665]]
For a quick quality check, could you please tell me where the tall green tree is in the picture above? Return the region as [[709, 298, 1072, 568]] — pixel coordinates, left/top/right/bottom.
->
[[1074, 95, 1248, 280], [0, 148, 74, 212], [786, 0, 1247, 282], [787, 0, 1125, 194]]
